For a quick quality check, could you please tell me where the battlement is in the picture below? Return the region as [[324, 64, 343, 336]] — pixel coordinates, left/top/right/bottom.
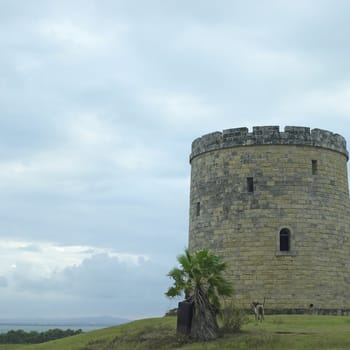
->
[[190, 126, 348, 161]]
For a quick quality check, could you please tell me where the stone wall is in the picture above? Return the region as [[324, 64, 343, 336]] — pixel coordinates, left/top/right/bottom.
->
[[188, 126, 350, 311]]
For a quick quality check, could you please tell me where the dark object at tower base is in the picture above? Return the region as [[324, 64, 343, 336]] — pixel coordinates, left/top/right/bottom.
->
[[177, 301, 193, 335]]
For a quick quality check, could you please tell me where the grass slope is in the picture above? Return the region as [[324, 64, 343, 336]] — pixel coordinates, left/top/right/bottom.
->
[[2, 315, 350, 350]]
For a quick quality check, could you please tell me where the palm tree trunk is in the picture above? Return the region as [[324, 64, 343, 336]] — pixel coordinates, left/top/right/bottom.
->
[[190, 286, 219, 341]]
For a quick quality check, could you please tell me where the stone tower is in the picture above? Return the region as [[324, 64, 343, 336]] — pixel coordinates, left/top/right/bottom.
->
[[189, 126, 350, 312]]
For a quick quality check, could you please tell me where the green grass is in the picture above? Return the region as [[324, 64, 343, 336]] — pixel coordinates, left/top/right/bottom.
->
[[3, 315, 350, 350]]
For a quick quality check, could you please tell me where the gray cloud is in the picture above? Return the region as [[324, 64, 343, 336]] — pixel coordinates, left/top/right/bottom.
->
[[9, 253, 175, 319], [0, 277, 8, 288], [0, 0, 350, 319]]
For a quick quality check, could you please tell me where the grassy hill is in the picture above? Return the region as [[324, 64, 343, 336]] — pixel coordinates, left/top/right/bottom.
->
[[1, 314, 350, 350]]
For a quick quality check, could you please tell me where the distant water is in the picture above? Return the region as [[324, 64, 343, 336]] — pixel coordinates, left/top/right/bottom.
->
[[0, 324, 106, 334]]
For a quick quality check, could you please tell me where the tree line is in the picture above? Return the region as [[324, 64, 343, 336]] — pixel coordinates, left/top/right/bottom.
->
[[0, 328, 82, 344]]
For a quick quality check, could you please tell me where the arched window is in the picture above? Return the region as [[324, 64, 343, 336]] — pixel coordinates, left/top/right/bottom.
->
[[279, 228, 290, 251]]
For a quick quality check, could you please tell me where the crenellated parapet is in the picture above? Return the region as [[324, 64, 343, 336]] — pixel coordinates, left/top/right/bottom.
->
[[190, 126, 348, 162]]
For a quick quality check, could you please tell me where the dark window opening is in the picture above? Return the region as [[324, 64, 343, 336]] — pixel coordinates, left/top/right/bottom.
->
[[279, 228, 290, 251], [312, 160, 318, 175], [196, 202, 200, 216], [247, 177, 254, 193]]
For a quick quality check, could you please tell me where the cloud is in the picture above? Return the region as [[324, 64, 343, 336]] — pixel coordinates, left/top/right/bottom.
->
[[141, 91, 220, 129], [302, 85, 350, 117], [0, 238, 176, 319], [1, 247, 174, 319], [39, 20, 107, 51], [0, 276, 8, 288], [0, 239, 148, 280]]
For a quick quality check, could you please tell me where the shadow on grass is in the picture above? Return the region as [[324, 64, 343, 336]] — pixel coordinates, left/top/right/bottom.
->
[[79, 325, 285, 350], [80, 325, 192, 350]]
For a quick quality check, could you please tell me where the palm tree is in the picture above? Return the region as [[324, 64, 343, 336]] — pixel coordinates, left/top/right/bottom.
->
[[165, 248, 233, 341]]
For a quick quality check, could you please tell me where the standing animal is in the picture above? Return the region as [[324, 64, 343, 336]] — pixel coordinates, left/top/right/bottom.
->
[[251, 298, 265, 322]]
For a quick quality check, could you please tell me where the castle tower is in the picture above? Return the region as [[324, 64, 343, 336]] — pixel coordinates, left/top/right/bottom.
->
[[189, 126, 350, 312]]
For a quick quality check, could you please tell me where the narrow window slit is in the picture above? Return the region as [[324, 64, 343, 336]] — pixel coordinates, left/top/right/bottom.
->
[[247, 177, 254, 193], [312, 160, 318, 175], [196, 202, 201, 216]]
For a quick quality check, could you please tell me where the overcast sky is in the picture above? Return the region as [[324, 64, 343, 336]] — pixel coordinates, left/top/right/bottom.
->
[[1, 0, 350, 320]]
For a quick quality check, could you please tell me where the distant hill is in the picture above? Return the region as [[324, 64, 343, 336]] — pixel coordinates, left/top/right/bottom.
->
[[0, 316, 129, 326]]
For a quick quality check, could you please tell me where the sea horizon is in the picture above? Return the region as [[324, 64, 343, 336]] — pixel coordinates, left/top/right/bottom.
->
[[0, 323, 104, 334], [0, 316, 130, 334]]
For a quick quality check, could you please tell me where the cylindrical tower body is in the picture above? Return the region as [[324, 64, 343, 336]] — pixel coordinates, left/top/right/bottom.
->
[[189, 126, 350, 312]]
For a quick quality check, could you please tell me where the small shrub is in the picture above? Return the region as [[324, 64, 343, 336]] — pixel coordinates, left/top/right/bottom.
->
[[219, 303, 249, 333]]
